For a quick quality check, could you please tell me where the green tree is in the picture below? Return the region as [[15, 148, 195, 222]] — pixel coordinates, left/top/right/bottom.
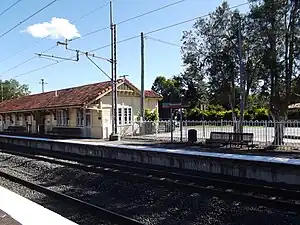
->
[[0, 79, 30, 101], [151, 75, 183, 119], [151, 75, 182, 102], [181, 2, 261, 128], [249, 0, 300, 144]]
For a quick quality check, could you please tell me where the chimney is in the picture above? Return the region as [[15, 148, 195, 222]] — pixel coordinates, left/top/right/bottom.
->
[[55, 90, 58, 97]]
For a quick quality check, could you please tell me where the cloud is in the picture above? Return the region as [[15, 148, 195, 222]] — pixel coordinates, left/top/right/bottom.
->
[[24, 17, 80, 40]]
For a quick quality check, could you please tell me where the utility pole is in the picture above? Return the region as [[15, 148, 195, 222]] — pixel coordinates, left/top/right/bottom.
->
[[238, 19, 245, 134], [35, 0, 118, 140], [39, 78, 47, 93], [140, 32, 145, 122], [108, 0, 119, 140], [113, 23, 118, 135], [110, 0, 115, 139]]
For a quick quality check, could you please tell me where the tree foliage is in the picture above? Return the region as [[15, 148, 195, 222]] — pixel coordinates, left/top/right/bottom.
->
[[151, 0, 300, 145], [0, 79, 30, 101]]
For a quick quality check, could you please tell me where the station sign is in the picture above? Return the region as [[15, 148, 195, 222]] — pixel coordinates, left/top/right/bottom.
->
[[162, 102, 189, 109]]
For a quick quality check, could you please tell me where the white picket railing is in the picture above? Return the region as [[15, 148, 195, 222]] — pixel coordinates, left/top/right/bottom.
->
[[119, 120, 300, 148]]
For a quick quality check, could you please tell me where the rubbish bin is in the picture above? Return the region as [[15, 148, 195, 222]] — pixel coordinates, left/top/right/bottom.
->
[[188, 129, 197, 143]]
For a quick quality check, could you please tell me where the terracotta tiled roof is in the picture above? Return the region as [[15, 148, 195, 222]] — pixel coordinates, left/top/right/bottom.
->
[[124, 78, 161, 98], [0, 79, 161, 113], [144, 90, 162, 98]]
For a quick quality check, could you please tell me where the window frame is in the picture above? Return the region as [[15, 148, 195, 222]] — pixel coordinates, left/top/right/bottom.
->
[[117, 106, 132, 125], [56, 110, 68, 126], [118, 108, 122, 125], [76, 108, 83, 127]]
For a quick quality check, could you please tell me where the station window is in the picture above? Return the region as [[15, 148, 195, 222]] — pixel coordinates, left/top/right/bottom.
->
[[76, 109, 83, 127], [56, 110, 68, 126], [117, 106, 132, 125], [128, 108, 132, 124], [118, 108, 122, 125], [124, 108, 128, 124]]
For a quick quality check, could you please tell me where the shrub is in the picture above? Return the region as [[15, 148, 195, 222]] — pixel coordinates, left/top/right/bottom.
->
[[186, 106, 269, 121], [145, 108, 159, 121], [136, 108, 159, 121]]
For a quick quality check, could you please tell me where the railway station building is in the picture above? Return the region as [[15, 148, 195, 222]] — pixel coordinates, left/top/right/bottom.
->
[[0, 78, 161, 139]]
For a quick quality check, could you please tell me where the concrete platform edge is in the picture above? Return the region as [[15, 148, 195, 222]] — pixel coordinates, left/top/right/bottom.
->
[[0, 135, 300, 185]]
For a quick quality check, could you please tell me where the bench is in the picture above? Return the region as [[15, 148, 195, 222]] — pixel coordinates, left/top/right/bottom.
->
[[49, 127, 82, 138], [205, 132, 254, 149], [4, 126, 27, 133]]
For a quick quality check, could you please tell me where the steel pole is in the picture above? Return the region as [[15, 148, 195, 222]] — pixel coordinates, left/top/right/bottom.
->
[[140, 32, 145, 121], [113, 24, 118, 135], [110, 0, 115, 136], [238, 19, 245, 134]]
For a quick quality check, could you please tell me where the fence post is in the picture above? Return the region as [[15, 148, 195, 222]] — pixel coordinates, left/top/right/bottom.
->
[[185, 120, 188, 140], [202, 120, 205, 139], [265, 120, 268, 146], [180, 107, 183, 142], [131, 123, 134, 137], [170, 109, 173, 143]]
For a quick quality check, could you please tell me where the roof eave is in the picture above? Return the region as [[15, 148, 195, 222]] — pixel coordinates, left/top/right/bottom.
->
[[0, 104, 84, 114]]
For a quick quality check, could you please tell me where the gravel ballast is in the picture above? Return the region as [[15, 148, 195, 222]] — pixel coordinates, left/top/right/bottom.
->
[[0, 151, 300, 225], [0, 176, 109, 225]]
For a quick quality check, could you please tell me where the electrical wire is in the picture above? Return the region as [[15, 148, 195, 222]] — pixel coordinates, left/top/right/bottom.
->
[[0, 0, 22, 18], [0, 0, 184, 73], [7, 1, 250, 80], [69, 0, 188, 41], [74, 2, 110, 23], [0, 1, 109, 65], [0, 46, 56, 76], [91, 1, 249, 52], [0, 2, 110, 76], [0, 0, 58, 40], [145, 36, 181, 48]]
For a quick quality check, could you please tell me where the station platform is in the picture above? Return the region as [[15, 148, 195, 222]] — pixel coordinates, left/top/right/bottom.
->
[[0, 186, 77, 225], [1, 134, 300, 185], [0, 209, 21, 225]]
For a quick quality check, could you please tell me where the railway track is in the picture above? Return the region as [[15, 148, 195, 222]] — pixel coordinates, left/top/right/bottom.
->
[[0, 168, 144, 225], [1, 148, 300, 214]]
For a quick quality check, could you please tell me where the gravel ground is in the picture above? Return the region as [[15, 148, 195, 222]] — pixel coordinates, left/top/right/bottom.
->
[[0, 152, 300, 225], [0, 176, 109, 225]]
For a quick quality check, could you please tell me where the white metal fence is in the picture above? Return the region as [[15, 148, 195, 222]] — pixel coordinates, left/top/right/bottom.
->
[[119, 120, 300, 148]]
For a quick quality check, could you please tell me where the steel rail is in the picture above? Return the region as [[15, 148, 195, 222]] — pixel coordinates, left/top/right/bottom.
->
[[1, 147, 300, 213], [0, 168, 144, 225]]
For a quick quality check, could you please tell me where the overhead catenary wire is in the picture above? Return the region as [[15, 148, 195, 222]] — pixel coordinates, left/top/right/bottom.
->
[[0, 0, 184, 74], [0, 0, 58, 40], [69, 0, 188, 41], [145, 36, 181, 48], [0, 0, 23, 18], [91, 1, 249, 52], [0, 0, 186, 72], [0, 1, 110, 65], [86, 55, 111, 80], [0, 46, 57, 76], [0, 2, 110, 76], [8, 1, 250, 80], [75, 2, 110, 22]]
